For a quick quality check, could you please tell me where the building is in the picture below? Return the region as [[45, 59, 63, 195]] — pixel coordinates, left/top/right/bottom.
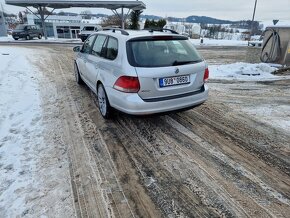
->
[[0, 11, 7, 36], [164, 22, 201, 38], [26, 14, 102, 39]]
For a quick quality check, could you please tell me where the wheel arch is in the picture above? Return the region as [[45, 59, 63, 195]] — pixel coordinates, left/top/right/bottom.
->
[[96, 81, 112, 105]]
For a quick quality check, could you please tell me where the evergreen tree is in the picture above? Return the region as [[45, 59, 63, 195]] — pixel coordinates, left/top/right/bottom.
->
[[18, 11, 23, 24], [129, 10, 142, 30], [144, 19, 166, 29], [157, 19, 166, 28], [144, 19, 150, 29]]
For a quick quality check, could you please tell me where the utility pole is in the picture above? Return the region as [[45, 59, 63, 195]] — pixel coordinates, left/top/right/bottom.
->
[[250, 0, 258, 37]]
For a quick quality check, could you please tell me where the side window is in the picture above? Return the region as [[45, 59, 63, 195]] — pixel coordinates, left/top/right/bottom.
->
[[105, 37, 118, 60], [92, 35, 107, 57], [81, 35, 96, 54]]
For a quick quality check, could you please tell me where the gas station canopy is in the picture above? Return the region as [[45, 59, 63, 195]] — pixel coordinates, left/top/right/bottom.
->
[[5, 0, 146, 10], [5, 0, 146, 38]]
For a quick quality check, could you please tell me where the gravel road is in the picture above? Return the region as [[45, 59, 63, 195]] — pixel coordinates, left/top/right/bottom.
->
[[10, 45, 290, 217]]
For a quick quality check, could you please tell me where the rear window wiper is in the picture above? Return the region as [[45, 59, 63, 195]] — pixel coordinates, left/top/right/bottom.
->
[[172, 60, 201, 66]]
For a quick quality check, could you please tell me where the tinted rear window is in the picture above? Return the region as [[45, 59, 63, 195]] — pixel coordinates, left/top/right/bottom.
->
[[127, 38, 202, 67], [83, 26, 95, 31]]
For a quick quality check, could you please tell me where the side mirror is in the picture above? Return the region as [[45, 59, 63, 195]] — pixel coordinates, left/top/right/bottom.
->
[[73, 46, 81, 52]]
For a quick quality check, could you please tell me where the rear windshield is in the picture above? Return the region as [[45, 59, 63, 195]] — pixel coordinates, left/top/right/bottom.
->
[[83, 26, 95, 31], [127, 38, 203, 67]]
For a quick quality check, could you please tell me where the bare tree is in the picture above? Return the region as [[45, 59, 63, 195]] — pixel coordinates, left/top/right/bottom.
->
[[101, 15, 125, 28]]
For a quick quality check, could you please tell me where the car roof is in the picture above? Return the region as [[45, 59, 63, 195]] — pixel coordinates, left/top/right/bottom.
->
[[94, 29, 187, 41]]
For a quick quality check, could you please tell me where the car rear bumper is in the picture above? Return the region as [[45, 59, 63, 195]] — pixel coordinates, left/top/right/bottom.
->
[[107, 84, 209, 115]]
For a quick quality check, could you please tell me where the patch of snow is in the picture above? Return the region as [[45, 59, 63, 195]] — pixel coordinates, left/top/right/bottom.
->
[[0, 46, 74, 216], [0, 35, 13, 41], [242, 105, 290, 132], [0, 35, 81, 43], [0, 46, 43, 216], [208, 62, 290, 81], [191, 38, 248, 47]]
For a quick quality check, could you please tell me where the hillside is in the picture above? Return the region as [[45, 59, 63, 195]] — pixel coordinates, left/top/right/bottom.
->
[[169, 15, 234, 24]]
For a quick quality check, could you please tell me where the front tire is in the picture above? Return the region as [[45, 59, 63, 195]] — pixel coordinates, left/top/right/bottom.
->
[[74, 62, 84, 85], [97, 84, 112, 119], [26, 35, 30, 40], [38, 34, 42, 39]]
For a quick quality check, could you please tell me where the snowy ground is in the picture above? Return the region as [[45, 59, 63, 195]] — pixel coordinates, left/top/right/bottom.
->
[[0, 46, 74, 217], [0, 35, 81, 43], [191, 38, 248, 46]]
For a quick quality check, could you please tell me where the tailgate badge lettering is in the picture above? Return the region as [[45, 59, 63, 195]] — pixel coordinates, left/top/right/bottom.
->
[[175, 68, 179, 74]]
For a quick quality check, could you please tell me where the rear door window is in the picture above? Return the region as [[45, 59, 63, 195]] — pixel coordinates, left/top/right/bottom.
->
[[104, 37, 118, 60], [92, 35, 107, 57]]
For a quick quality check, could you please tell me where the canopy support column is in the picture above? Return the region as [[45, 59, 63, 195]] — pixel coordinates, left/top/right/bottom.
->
[[121, 7, 124, 29], [38, 7, 47, 39], [112, 7, 131, 29]]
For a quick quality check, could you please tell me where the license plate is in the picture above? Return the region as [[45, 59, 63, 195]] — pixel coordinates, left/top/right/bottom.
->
[[159, 75, 190, 87]]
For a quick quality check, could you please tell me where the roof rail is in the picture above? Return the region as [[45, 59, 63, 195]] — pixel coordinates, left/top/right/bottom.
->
[[144, 28, 179, 34], [102, 27, 129, 36]]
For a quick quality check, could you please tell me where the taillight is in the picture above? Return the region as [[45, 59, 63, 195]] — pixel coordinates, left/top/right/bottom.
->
[[114, 76, 140, 93], [203, 68, 209, 82]]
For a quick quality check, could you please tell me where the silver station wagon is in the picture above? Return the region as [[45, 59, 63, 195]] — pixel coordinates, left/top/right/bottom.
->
[[73, 28, 209, 118]]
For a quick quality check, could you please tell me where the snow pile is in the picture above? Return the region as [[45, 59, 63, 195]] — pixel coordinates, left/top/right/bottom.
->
[[208, 63, 282, 81], [0, 35, 13, 42], [191, 38, 248, 47]]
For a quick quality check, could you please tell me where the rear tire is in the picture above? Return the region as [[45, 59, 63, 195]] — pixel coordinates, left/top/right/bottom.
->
[[13, 38, 18, 40], [38, 34, 42, 39], [97, 84, 112, 119], [26, 35, 30, 40], [74, 62, 84, 85]]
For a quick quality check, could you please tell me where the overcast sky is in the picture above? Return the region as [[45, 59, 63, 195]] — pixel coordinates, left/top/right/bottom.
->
[[1, 0, 290, 21]]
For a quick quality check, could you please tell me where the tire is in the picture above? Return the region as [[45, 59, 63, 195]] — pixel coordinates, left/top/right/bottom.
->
[[97, 84, 112, 119], [74, 62, 84, 85], [13, 38, 18, 40], [38, 34, 42, 39], [26, 35, 30, 40]]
